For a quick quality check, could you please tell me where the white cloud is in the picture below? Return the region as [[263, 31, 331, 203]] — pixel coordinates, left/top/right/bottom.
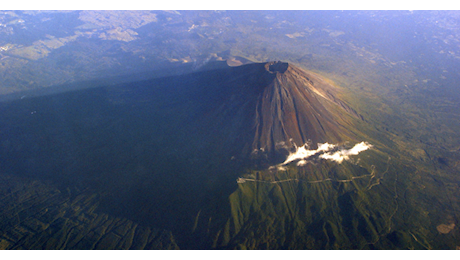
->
[[319, 142, 372, 163], [280, 141, 372, 166], [277, 165, 288, 171], [297, 160, 307, 166], [282, 142, 336, 165]]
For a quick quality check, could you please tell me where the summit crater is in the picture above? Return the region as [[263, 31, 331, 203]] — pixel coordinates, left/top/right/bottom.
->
[[265, 61, 289, 74]]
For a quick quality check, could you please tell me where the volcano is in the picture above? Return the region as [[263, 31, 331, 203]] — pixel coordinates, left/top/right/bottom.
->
[[0, 60, 378, 250]]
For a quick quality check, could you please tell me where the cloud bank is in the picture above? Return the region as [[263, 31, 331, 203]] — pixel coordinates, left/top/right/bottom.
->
[[319, 142, 372, 163], [280, 141, 372, 166]]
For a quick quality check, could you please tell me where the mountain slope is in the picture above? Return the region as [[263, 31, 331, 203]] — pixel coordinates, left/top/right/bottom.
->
[[247, 61, 362, 162], [183, 61, 366, 167]]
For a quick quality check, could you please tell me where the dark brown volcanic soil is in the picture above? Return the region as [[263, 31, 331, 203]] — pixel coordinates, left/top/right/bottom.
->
[[253, 62, 352, 152], [205, 61, 362, 164]]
